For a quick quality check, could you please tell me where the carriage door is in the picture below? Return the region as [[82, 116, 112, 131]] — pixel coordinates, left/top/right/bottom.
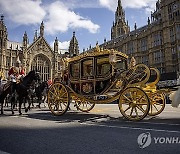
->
[[95, 56, 112, 94], [31, 54, 50, 81], [81, 58, 94, 95]]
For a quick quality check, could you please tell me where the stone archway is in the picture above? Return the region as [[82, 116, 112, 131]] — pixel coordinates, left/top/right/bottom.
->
[[31, 54, 51, 81]]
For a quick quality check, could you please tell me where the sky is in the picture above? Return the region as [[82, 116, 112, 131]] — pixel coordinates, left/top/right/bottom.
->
[[0, 0, 157, 53]]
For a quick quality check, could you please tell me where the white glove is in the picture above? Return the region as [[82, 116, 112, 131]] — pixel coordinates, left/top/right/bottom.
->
[[10, 74, 16, 82]]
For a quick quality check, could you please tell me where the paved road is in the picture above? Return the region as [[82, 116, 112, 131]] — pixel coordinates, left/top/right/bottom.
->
[[0, 104, 180, 154]]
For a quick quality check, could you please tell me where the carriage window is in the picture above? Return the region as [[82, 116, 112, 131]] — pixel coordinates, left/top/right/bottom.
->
[[97, 57, 111, 76], [70, 62, 79, 78], [82, 59, 93, 77], [115, 59, 127, 72]]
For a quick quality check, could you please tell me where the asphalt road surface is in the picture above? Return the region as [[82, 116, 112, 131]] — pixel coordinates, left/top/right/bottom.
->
[[0, 104, 180, 154]]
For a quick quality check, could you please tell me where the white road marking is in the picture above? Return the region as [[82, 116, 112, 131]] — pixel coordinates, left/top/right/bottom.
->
[[81, 116, 180, 126], [80, 122, 180, 134], [163, 111, 180, 113]]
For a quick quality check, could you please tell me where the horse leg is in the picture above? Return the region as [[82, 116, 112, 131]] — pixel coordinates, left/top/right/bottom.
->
[[23, 98, 26, 109], [36, 99, 40, 108], [5, 98, 7, 107], [36, 96, 41, 109], [7, 99, 9, 107], [6, 96, 8, 107], [5, 95, 9, 107], [1, 89, 10, 114], [38, 97, 42, 108], [1, 99, 4, 114], [4, 97, 7, 107], [11, 102, 14, 115], [15, 96, 18, 109], [11, 97, 16, 115], [43, 96, 47, 107], [7, 95, 11, 107], [25, 96, 31, 113], [18, 97, 23, 115], [31, 96, 34, 108]]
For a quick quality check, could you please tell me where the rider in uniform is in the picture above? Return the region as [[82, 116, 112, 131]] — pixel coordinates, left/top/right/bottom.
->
[[8, 59, 25, 97]]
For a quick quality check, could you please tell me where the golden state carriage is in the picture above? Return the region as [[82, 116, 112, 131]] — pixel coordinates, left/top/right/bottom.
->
[[47, 47, 166, 121]]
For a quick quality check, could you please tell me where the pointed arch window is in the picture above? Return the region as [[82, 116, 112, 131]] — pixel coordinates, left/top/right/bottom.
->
[[31, 54, 50, 81]]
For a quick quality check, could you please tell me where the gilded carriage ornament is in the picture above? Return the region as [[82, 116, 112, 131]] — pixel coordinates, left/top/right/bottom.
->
[[129, 57, 136, 68], [116, 80, 123, 89], [82, 83, 93, 93], [0, 71, 3, 78], [95, 44, 100, 52], [0, 71, 5, 80]]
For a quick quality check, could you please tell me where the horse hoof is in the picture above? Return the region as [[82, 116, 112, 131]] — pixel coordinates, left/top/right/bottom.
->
[[19, 113, 22, 115], [36, 105, 40, 109], [25, 108, 28, 113], [12, 112, 14, 115]]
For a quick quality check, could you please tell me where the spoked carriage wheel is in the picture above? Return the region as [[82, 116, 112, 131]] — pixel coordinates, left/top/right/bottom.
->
[[119, 87, 150, 121], [75, 99, 95, 112], [148, 92, 166, 116], [47, 83, 70, 116]]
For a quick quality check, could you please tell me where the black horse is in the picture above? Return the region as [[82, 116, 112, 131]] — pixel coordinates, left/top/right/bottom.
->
[[0, 70, 40, 115], [29, 81, 49, 108]]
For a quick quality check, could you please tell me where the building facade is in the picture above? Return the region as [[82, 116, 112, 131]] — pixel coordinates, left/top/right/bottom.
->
[[97, 0, 180, 80], [0, 17, 79, 81]]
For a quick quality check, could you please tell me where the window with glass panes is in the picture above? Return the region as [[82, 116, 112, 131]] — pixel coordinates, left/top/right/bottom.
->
[[168, 2, 179, 21], [141, 38, 148, 51], [176, 24, 180, 40], [127, 41, 134, 54], [170, 27, 175, 42], [153, 32, 162, 47], [6, 56, 10, 67], [141, 55, 149, 65], [154, 50, 164, 63], [31, 55, 50, 81], [171, 47, 177, 60]]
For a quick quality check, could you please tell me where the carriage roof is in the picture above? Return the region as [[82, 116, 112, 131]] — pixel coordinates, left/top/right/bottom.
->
[[66, 47, 128, 63]]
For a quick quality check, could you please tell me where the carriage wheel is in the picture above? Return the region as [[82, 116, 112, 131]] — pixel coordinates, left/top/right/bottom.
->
[[75, 99, 95, 112], [47, 83, 70, 116], [119, 87, 150, 121], [148, 92, 166, 116]]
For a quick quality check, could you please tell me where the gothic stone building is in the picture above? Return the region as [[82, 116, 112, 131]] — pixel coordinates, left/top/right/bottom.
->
[[0, 18, 79, 81], [97, 0, 180, 80]]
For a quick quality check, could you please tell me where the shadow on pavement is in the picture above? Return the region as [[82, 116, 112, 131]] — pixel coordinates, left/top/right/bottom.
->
[[25, 110, 180, 127], [26, 111, 120, 124]]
